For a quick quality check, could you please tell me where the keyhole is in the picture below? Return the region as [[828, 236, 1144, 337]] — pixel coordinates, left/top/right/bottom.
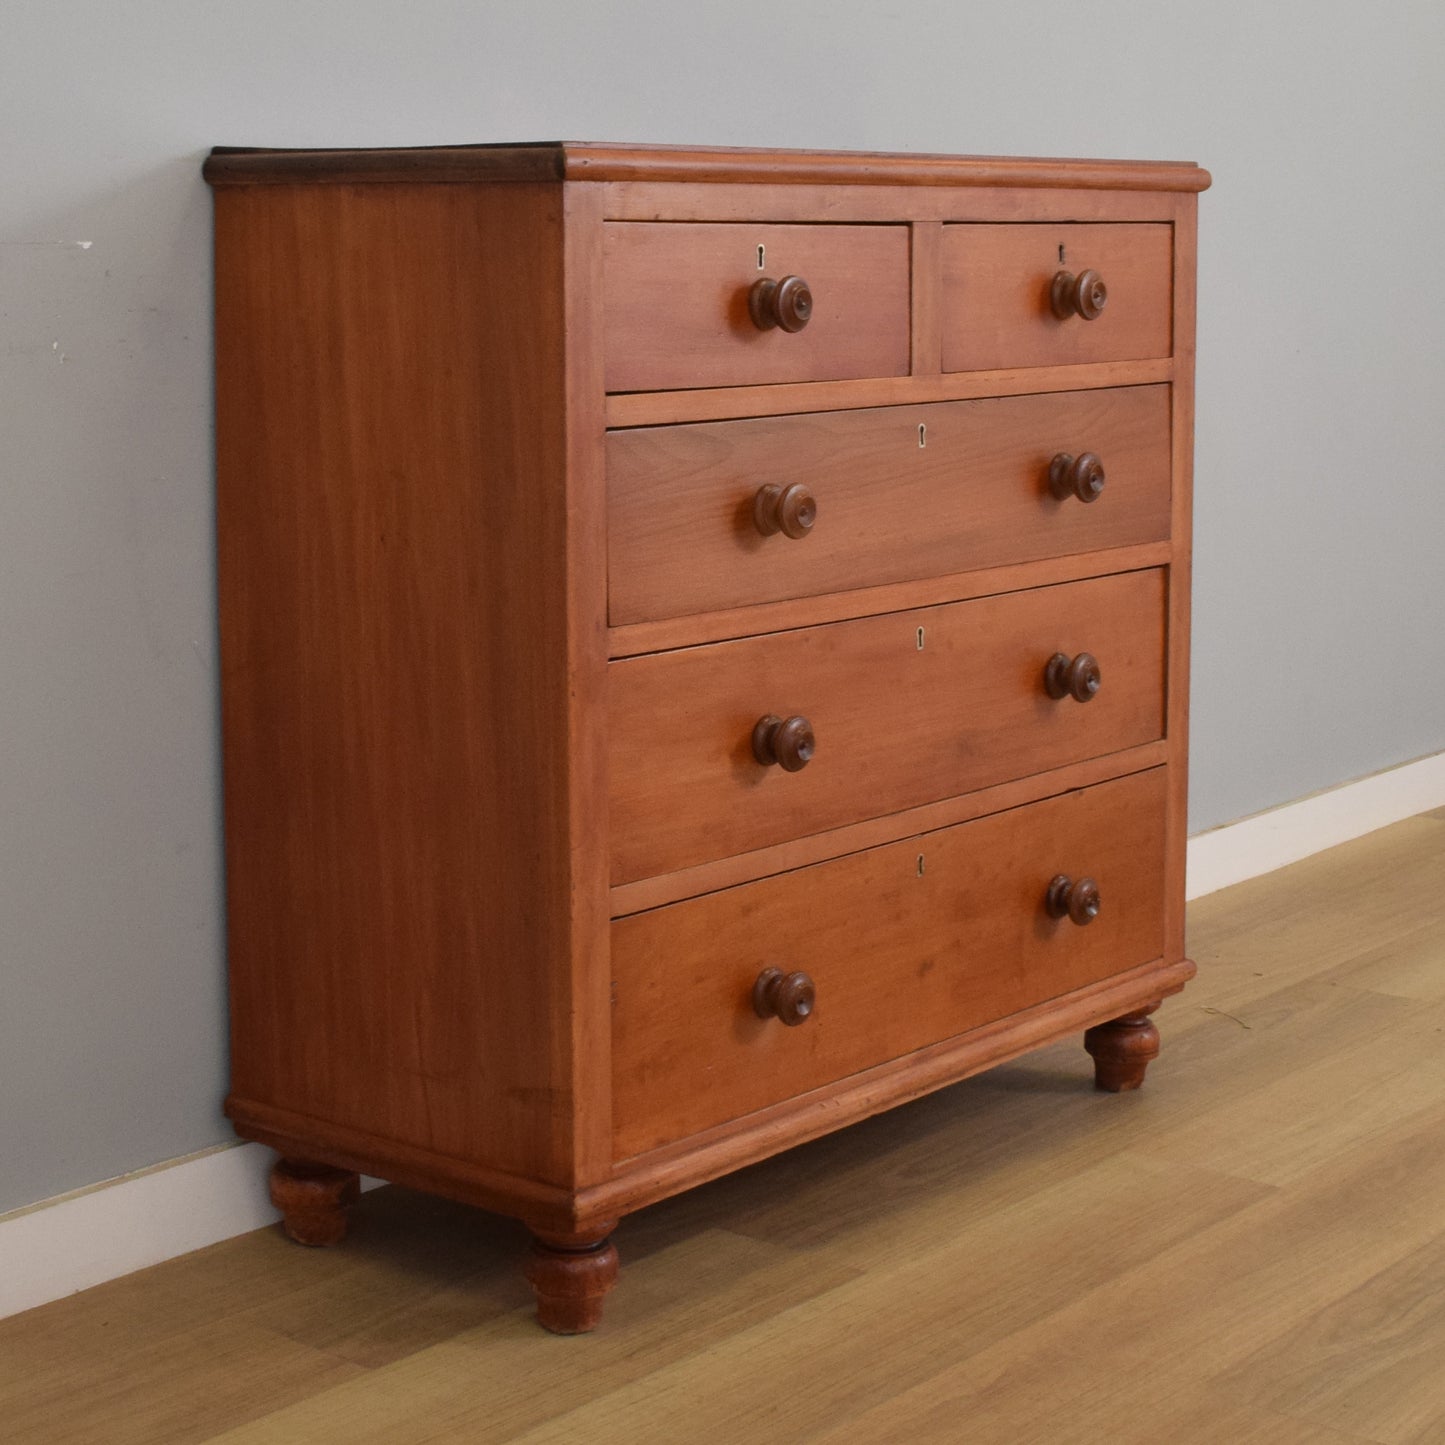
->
[[916, 626, 926, 650], [1059, 243, 1067, 264], [918, 423, 927, 449], [757, 244, 766, 270], [917, 854, 926, 877]]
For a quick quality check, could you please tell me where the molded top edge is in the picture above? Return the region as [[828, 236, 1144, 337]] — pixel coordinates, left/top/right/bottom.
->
[[204, 141, 1211, 192]]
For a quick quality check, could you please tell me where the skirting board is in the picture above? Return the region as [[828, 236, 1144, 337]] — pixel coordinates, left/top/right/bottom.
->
[[0, 1142, 382, 1321], [1185, 749, 1445, 900], [3, 747, 1441, 1323]]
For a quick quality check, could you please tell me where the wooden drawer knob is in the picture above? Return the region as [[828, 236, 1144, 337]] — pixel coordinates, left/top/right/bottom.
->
[[751, 714, 815, 772], [1048, 452, 1106, 503], [749, 275, 813, 333], [1050, 268, 1108, 321], [752, 966, 816, 1026], [1046, 874, 1101, 926], [1044, 651, 1101, 703], [753, 482, 817, 539]]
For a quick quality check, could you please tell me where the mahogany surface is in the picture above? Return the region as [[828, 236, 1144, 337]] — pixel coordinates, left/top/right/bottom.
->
[[602, 222, 909, 391], [213, 180, 609, 1189], [523, 1223, 620, 1335], [941, 223, 1173, 372], [268, 1160, 360, 1247], [1085, 1007, 1164, 1091], [207, 143, 1205, 1332], [608, 568, 1166, 883], [611, 768, 1167, 1158], [607, 384, 1172, 625]]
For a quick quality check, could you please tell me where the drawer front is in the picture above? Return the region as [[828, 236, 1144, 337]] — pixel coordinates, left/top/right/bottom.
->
[[603, 222, 911, 393], [942, 224, 1172, 372], [612, 767, 1167, 1159], [608, 385, 1171, 626], [609, 568, 1165, 884]]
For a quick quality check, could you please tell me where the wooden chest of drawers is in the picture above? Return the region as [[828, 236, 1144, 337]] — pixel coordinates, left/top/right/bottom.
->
[[205, 142, 1208, 1332]]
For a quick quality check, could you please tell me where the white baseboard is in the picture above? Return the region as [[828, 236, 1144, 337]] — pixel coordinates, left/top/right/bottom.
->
[[0, 1142, 278, 1320], [1186, 749, 1445, 900], [0, 1142, 382, 1322], [4, 748, 1441, 1322]]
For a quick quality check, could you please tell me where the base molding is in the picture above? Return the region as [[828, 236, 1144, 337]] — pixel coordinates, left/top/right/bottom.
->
[[0, 1144, 384, 1322], [1, 1144, 260, 1320], [1186, 749, 1445, 900]]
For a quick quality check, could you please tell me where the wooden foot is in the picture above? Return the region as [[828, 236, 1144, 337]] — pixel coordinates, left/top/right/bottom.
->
[[269, 1158, 360, 1246], [1084, 1007, 1161, 1092], [523, 1222, 620, 1334]]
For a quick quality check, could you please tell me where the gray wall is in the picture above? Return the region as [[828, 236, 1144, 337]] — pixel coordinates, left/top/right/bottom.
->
[[2, 1, 1442, 1215]]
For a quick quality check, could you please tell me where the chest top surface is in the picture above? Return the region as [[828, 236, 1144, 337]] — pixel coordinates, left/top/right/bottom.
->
[[204, 140, 1211, 192]]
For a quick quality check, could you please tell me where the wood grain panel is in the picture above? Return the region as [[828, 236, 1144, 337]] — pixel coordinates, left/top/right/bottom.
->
[[604, 357, 1173, 427], [608, 568, 1166, 884], [909, 221, 942, 374], [214, 181, 603, 1189], [612, 768, 1168, 1158], [558, 183, 614, 1186], [601, 182, 1187, 225], [1164, 195, 1200, 966], [603, 222, 910, 392], [608, 540, 1173, 659], [608, 385, 1171, 625], [942, 223, 1172, 372], [609, 745, 1168, 917]]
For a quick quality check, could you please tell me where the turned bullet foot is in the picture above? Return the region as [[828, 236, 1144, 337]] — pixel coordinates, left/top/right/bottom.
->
[[523, 1223, 620, 1334], [269, 1158, 360, 1246], [1085, 1007, 1161, 1092]]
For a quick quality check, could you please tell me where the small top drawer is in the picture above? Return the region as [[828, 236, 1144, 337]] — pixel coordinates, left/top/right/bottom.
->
[[942, 223, 1172, 372], [603, 222, 911, 393]]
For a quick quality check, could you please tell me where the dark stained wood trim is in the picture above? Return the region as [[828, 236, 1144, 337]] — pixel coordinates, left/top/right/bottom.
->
[[204, 143, 569, 186], [205, 142, 1212, 192]]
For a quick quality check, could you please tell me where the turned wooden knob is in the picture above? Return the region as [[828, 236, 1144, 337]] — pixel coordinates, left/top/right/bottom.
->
[[753, 483, 817, 539], [1046, 874, 1102, 926], [1050, 268, 1108, 321], [752, 714, 815, 772], [1044, 651, 1102, 702], [752, 966, 816, 1025], [1048, 452, 1106, 503], [749, 275, 813, 333]]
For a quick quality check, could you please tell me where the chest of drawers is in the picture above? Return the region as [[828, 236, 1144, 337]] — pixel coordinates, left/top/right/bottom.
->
[[205, 142, 1208, 1332]]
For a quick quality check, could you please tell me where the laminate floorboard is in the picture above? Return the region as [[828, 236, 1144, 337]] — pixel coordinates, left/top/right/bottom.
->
[[6, 810, 1444, 1444]]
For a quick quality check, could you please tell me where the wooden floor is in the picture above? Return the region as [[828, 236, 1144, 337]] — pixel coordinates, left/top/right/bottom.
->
[[6, 809, 1445, 1444]]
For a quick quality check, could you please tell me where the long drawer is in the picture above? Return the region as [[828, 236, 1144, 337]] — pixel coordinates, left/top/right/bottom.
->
[[608, 385, 1171, 625], [942, 223, 1172, 372], [608, 568, 1166, 884], [612, 766, 1168, 1159], [603, 222, 911, 392]]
